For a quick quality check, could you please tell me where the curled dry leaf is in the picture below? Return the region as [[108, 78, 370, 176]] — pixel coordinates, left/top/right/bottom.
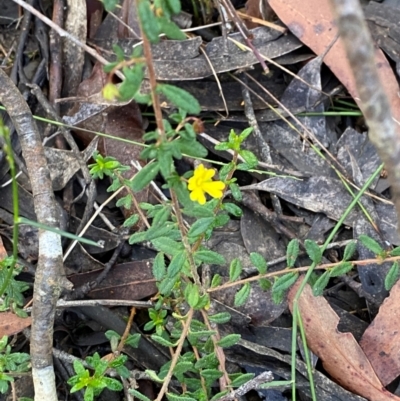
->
[[360, 278, 400, 386], [287, 278, 400, 401]]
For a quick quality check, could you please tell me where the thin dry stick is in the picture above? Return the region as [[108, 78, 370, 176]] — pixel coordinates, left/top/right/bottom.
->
[[0, 68, 62, 401], [208, 254, 400, 293], [329, 0, 400, 226], [154, 308, 194, 401]]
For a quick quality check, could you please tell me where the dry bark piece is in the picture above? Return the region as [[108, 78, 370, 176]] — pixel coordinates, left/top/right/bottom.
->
[[288, 278, 400, 401], [268, 0, 400, 125], [360, 278, 400, 386]]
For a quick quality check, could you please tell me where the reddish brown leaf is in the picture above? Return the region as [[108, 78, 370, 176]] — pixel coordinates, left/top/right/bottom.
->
[[288, 278, 400, 401], [68, 259, 157, 300], [0, 312, 32, 337], [360, 278, 400, 386], [268, 0, 400, 126]]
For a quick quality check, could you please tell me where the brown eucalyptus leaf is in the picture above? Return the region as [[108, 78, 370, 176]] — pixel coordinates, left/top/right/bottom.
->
[[360, 278, 400, 386], [0, 312, 32, 337], [288, 279, 400, 401], [268, 0, 400, 125]]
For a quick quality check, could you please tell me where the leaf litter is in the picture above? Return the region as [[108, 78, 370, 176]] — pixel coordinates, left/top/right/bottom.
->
[[3, 0, 400, 399]]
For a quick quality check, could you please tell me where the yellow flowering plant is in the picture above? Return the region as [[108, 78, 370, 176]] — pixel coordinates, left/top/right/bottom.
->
[[87, 0, 281, 398]]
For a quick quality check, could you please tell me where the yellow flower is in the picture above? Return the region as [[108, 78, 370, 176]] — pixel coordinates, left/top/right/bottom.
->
[[188, 164, 225, 205]]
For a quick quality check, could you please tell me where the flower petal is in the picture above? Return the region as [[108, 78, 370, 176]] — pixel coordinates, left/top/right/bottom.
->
[[190, 188, 207, 205], [202, 181, 225, 199]]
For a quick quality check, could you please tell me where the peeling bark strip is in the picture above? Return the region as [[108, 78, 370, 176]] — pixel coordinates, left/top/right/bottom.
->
[[329, 0, 400, 228], [0, 69, 63, 401]]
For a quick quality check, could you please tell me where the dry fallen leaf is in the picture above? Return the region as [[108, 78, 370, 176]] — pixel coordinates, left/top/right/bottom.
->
[[288, 278, 400, 401], [360, 278, 400, 386], [0, 312, 32, 337], [268, 0, 400, 126]]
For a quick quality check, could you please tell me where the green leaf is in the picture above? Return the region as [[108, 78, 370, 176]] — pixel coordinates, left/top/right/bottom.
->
[[250, 252, 267, 274], [125, 333, 141, 348], [174, 361, 194, 376], [230, 373, 255, 387], [210, 391, 229, 401], [105, 330, 121, 342], [183, 205, 215, 218], [167, 251, 187, 277], [158, 276, 178, 296], [213, 213, 230, 228], [184, 283, 200, 308], [234, 282, 250, 306], [214, 142, 230, 151], [130, 162, 160, 192], [153, 253, 166, 281], [166, 393, 196, 401], [390, 247, 400, 257], [229, 258, 242, 282], [217, 334, 241, 348], [152, 206, 171, 228], [236, 162, 253, 171], [159, 17, 186, 40], [116, 194, 132, 209], [151, 335, 178, 347], [200, 369, 223, 383], [312, 271, 330, 296], [157, 84, 201, 115], [239, 150, 258, 168], [208, 312, 231, 324], [272, 289, 285, 304], [219, 162, 235, 181], [152, 237, 184, 256], [329, 262, 353, 277], [239, 127, 254, 140], [84, 387, 94, 401], [211, 274, 222, 287], [272, 272, 298, 293], [194, 353, 218, 369], [343, 240, 357, 261], [138, 0, 160, 43], [119, 64, 144, 100], [129, 231, 147, 245], [258, 278, 272, 291], [304, 239, 322, 264], [176, 138, 208, 158], [286, 239, 299, 268], [102, 0, 118, 12], [165, 0, 181, 13], [223, 202, 242, 217], [103, 377, 123, 391], [359, 235, 384, 255], [145, 369, 164, 383], [129, 389, 152, 401], [385, 261, 400, 291], [195, 293, 210, 310], [194, 250, 226, 265], [188, 217, 214, 238], [229, 182, 242, 201], [123, 214, 139, 228]]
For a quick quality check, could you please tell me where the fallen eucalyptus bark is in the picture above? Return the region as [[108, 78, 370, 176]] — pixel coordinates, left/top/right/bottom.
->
[[0, 69, 63, 401]]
